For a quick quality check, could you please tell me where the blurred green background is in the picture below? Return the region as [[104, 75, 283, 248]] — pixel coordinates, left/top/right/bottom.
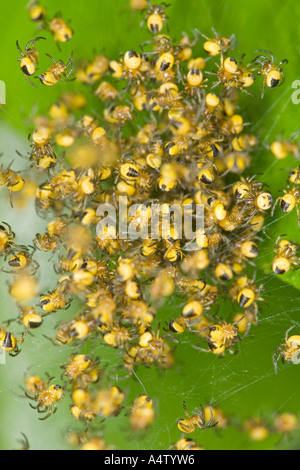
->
[[0, 0, 300, 450]]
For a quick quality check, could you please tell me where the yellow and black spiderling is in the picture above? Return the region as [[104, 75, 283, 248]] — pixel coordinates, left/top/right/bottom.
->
[[252, 50, 288, 97], [17, 37, 46, 86], [141, 1, 170, 34], [38, 53, 75, 86]]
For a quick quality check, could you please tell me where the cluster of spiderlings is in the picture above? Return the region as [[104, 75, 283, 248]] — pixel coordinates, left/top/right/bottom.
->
[[174, 403, 299, 445], [27, 1, 73, 43], [1, 0, 300, 450], [244, 412, 300, 442]]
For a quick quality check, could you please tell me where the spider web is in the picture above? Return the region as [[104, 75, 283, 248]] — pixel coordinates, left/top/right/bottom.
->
[[0, 120, 299, 451]]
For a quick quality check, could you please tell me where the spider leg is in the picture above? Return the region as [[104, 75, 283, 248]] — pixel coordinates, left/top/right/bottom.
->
[[241, 87, 256, 98], [37, 405, 47, 414], [29, 403, 39, 410], [204, 404, 215, 428], [254, 49, 273, 60], [66, 51, 74, 67], [25, 392, 36, 400], [28, 37, 46, 48], [45, 53, 57, 63], [261, 80, 266, 99], [277, 70, 286, 88], [59, 77, 76, 83], [205, 70, 218, 76], [272, 346, 284, 374], [296, 203, 300, 230], [16, 41, 24, 56], [271, 196, 282, 217], [210, 80, 222, 90], [39, 411, 52, 421], [23, 73, 38, 88], [191, 344, 211, 353], [252, 55, 267, 66], [10, 348, 20, 357], [285, 326, 296, 342], [196, 29, 209, 41], [8, 191, 14, 209], [278, 59, 288, 67], [182, 401, 190, 418], [204, 419, 218, 430]]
